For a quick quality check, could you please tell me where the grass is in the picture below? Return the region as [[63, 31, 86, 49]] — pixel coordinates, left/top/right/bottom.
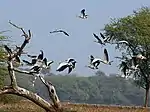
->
[[0, 100, 149, 112]]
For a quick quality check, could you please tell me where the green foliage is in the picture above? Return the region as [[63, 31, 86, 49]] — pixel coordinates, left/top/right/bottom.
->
[[103, 7, 150, 90]]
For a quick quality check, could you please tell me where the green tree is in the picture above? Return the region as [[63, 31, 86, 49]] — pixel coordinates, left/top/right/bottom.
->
[[0, 32, 8, 88], [103, 7, 150, 107]]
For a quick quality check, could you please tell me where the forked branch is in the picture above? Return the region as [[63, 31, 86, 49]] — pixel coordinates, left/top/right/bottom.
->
[[0, 21, 62, 112]]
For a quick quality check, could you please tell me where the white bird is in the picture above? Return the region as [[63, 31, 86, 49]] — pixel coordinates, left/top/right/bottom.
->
[[91, 49, 113, 69], [56, 62, 72, 74], [56, 59, 76, 74]]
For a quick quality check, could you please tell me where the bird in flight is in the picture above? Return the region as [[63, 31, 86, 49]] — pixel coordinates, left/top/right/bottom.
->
[[77, 9, 88, 19], [93, 33, 105, 46], [56, 58, 77, 74], [91, 48, 113, 69], [93, 32, 111, 46], [50, 29, 69, 36]]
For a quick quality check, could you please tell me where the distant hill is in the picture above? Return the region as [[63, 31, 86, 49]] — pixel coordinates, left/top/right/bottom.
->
[[4, 71, 150, 106]]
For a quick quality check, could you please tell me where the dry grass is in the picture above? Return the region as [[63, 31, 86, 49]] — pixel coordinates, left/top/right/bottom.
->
[[0, 100, 149, 112]]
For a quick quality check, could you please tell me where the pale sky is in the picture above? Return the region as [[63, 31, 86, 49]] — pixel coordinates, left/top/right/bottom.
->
[[0, 0, 149, 76]]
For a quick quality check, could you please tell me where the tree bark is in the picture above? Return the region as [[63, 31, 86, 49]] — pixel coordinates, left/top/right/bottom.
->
[[144, 87, 149, 107]]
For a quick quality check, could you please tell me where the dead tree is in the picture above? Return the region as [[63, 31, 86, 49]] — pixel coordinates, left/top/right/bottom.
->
[[0, 21, 64, 112]]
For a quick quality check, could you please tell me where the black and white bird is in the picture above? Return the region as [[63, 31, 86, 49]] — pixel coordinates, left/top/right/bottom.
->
[[43, 57, 54, 69], [93, 33, 105, 46], [65, 58, 76, 63], [50, 29, 69, 36], [77, 9, 88, 19], [100, 32, 111, 43], [23, 50, 44, 67], [91, 49, 113, 69], [56, 59, 76, 74]]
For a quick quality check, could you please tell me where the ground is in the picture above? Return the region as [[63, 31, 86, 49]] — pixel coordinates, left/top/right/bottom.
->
[[0, 100, 149, 112]]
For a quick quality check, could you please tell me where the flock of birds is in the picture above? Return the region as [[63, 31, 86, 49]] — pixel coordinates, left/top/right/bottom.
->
[[3, 9, 147, 86]]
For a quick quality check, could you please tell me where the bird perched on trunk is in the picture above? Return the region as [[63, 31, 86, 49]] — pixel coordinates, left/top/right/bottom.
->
[[50, 29, 69, 36]]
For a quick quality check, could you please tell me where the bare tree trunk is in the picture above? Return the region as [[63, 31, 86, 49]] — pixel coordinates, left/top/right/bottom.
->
[[0, 21, 65, 112], [144, 87, 149, 107]]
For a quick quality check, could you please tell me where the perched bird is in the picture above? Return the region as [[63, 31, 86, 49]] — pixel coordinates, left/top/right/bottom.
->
[[50, 29, 69, 36], [119, 61, 129, 77], [24, 50, 44, 66]]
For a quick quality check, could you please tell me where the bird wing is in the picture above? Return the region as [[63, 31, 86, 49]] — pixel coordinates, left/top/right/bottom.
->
[[56, 62, 68, 71], [58, 30, 69, 36], [48, 61, 54, 66], [68, 67, 73, 74], [37, 50, 43, 60], [90, 55, 94, 63], [93, 33, 102, 43], [50, 30, 59, 33], [43, 58, 47, 66], [104, 48, 109, 62], [100, 33, 105, 39], [27, 54, 37, 58], [23, 60, 32, 65], [62, 31, 69, 36]]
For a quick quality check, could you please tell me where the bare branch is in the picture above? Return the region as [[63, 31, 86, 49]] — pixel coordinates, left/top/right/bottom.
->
[[39, 76, 61, 111], [0, 86, 55, 112], [8, 20, 31, 57], [13, 68, 38, 75]]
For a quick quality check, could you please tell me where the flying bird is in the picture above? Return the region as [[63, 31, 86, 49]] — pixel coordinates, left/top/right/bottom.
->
[[93, 33, 105, 45], [50, 29, 69, 36], [77, 9, 88, 19], [91, 48, 113, 69], [100, 32, 111, 43], [56, 59, 76, 74], [56, 62, 72, 73]]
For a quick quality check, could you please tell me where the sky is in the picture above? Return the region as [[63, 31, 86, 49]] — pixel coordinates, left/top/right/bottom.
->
[[0, 0, 149, 76]]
